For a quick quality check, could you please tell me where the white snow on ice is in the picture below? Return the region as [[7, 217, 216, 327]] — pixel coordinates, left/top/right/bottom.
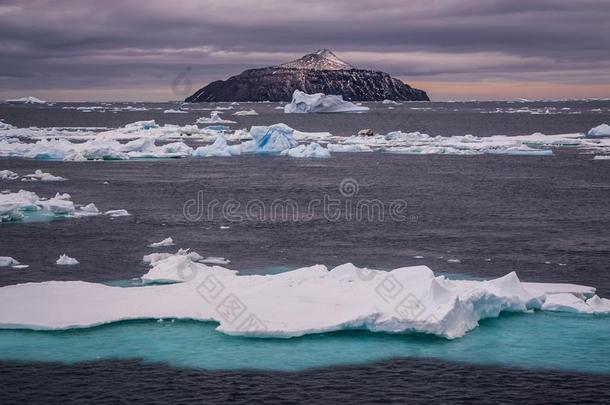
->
[[0, 257, 607, 338]]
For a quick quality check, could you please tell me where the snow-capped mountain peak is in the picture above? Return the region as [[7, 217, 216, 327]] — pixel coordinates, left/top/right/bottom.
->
[[278, 49, 354, 70]]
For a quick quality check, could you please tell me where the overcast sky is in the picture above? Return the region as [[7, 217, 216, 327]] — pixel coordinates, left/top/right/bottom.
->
[[1, 0, 609, 101]]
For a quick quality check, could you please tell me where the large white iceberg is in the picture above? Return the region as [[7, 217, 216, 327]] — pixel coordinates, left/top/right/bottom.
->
[[284, 90, 369, 113], [0, 259, 607, 339]]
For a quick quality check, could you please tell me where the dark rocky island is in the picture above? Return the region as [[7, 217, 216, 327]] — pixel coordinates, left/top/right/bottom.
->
[[186, 49, 429, 102]]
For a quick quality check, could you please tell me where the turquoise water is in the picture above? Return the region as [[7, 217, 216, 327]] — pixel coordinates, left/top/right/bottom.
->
[[0, 311, 608, 374]]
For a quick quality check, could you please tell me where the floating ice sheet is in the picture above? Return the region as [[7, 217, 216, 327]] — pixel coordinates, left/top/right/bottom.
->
[[0, 257, 607, 340]]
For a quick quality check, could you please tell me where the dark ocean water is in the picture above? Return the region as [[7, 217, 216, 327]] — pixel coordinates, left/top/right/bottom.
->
[[1, 100, 609, 403]]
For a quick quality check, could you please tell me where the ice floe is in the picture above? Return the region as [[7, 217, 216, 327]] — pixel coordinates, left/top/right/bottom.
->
[[0, 136, 194, 161], [233, 109, 258, 116], [587, 124, 610, 137], [56, 254, 79, 266], [5, 96, 46, 104], [148, 237, 175, 248], [163, 109, 188, 114], [281, 142, 330, 158], [0, 257, 20, 267], [284, 90, 370, 113], [0, 170, 19, 180], [334, 130, 610, 156], [22, 170, 66, 182], [104, 209, 131, 217], [196, 112, 236, 124], [0, 190, 123, 223], [0, 260, 607, 338]]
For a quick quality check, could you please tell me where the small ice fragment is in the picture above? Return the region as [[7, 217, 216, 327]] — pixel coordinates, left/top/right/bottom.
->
[[149, 237, 175, 248], [6, 96, 46, 104], [414, 255, 424, 259], [56, 254, 79, 266], [0, 257, 19, 267], [447, 258, 461, 263], [233, 109, 258, 116], [201, 256, 231, 265], [220, 226, 230, 230], [23, 169, 66, 182], [0, 170, 19, 180], [484, 258, 492, 262], [104, 209, 131, 217]]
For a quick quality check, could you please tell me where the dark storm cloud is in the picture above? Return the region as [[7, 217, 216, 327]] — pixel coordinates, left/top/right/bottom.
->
[[1, 0, 609, 100]]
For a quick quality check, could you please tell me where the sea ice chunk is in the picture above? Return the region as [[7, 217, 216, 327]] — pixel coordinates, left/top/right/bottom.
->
[[0, 189, 95, 222], [0, 257, 20, 267], [56, 254, 79, 266], [22, 169, 67, 182], [281, 142, 330, 158], [0, 170, 18, 180], [284, 90, 369, 113], [192, 135, 237, 157], [587, 123, 610, 137], [149, 237, 175, 248], [5, 96, 46, 104], [104, 209, 131, 217], [196, 111, 236, 124], [233, 109, 258, 116], [249, 123, 298, 153]]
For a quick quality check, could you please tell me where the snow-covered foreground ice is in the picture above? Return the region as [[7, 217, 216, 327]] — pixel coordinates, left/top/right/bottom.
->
[[0, 190, 124, 223], [0, 258, 607, 340], [284, 90, 370, 113]]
